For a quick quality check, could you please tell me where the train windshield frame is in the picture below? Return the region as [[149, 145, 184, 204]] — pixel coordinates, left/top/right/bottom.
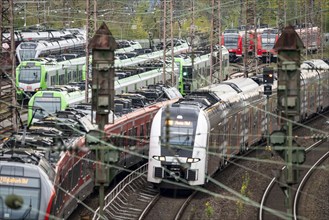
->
[[0, 180, 41, 220], [33, 97, 61, 119], [19, 66, 41, 84]]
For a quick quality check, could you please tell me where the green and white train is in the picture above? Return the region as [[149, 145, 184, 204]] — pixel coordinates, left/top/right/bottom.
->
[[28, 84, 89, 125], [27, 64, 179, 125], [175, 46, 230, 96], [16, 40, 189, 101], [16, 57, 86, 100]]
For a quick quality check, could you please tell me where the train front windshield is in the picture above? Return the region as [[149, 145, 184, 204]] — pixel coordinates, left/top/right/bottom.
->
[[261, 34, 276, 50], [224, 35, 238, 49], [19, 50, 37, 62], [19, 67, 41, 84], [0, 181, 40, 219], [33, 97, 61, 119], [18, 43, 37, 62], [161, 119, 196, 156]]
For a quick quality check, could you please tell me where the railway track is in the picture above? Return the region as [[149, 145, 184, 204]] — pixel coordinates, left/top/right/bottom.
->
[[294, 148, 329, 219], [91, 163, 197, 220], [141, 190, 195, 220], [92, 164, 157, 220], [259, 140, 327, 219], [259, 112, 329, 220]]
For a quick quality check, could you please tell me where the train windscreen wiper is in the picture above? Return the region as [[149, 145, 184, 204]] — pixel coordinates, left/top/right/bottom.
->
[[20, 198, 32, 220]]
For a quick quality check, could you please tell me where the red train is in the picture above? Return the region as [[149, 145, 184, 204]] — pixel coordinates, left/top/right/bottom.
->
[[256, 29, 279, 63], [221, 30, 243, 62], [0, 85, 181, 219], [222, 28, 280, 63]]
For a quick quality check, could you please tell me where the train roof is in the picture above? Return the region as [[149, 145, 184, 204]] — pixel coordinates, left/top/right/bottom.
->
[[0, 148, 44, 166], [2, 29, 81, 41], [18, 55, 86, 71], [302, 59, 329, 70], [198, 84, 238, 103], [185, 77, 263, 109], [223, 77, 259, 93], [0, 148, 56, 182], [16, 35, 85, 50], [34, 108, 95, 134]]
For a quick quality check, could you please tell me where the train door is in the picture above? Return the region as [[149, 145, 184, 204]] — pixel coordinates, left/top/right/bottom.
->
[[207, 127, 219, 175], [309, 83, 316, 116], [322, 74, 329, 109], [251, 106, 259, 145], [242, 106, 249, 151], [227, 115, 233, 159], [64, 69, 68, 84], [56, 70, 59, 86], [146, 121, 151, 139], [218, 119, 227, 169], [237, 111, 243, 154], [300, 74, 307, 120], [229, 114, 239, 156], [317, 71, 323, 112], [258, 103, 265, 142]]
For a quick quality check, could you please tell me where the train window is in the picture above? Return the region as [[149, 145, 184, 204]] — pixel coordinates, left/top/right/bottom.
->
[[68, 71, 72, 82], [146, 122, 150, 138], [18, 67, 42, 84], [68, 169, 73, 190], [79, 70, 84, 81], [133, 127, 137, 145], [61, 173, 68, 190], [72, 161, 81, 187], [64, 72, 68, 84], [73, 71, 77, 80], [120, 133, 125, 147], [111, 135, 119, 147], [59, 74, 65, 85], [51, 75, 56, 85], [128, 128, 136, 146], [140, 124, 145, 138]]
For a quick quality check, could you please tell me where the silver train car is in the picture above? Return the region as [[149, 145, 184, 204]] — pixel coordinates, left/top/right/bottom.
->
[[16, 35, 86, 63], [0, 149, 55, 220], [147, 59, 329, 188]]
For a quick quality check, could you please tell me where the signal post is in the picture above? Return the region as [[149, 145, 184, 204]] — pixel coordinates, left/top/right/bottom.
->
[[271, 26, 305, 218], [88, 22, 118, 219]]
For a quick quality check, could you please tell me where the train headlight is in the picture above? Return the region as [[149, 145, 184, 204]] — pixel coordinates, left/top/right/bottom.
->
[[35, 88, 41, 92], [152, 156, 166, 161], [186, 158, 200, 163]]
